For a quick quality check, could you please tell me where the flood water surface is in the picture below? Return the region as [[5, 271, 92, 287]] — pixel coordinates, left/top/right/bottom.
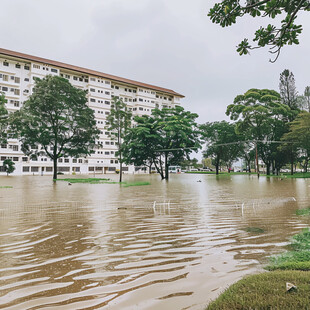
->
[[0, 174, 310, 309]]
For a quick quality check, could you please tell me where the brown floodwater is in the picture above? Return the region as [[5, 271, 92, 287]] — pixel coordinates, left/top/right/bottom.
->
[[0, 173, 309, 309]]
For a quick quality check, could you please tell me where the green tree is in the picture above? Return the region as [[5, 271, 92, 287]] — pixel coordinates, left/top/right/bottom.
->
[[105, 97, 132, 182], [226, 89, 294, 175], [298, 86, 310, 112], [0, 93, 8, 144], [208, 0, 308, 62], [282, 112, 310, 172], [200, 121, 242, 174], [279, 69, 298, 111], [11, 75, 100, 180], [123, 106, 201, 180], [3, 158, 15, 176]]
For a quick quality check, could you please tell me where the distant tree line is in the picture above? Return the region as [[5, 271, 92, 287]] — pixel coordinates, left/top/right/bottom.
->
[[201, 69, 310, 175], [1, 72, 309, 179]]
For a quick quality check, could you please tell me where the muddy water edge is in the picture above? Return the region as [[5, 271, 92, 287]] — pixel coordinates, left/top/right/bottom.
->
[[0, 174, 309, 310]]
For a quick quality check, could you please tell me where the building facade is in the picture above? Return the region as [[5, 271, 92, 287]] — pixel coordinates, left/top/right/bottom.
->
[[0, 48, 184, 176]]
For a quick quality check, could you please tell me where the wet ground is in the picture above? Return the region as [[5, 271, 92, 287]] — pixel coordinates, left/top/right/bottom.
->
[[0, 173, 309, 309]]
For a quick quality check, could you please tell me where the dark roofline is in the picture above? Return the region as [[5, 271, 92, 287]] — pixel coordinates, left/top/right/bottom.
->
[[0, 48, 185, 98]]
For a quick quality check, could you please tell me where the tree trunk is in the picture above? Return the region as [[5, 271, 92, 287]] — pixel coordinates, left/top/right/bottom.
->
[[164, 152, 169, 180], [290, 159, 294, 175], [215, 156, 219, 175], [53, 157, 58, 180], [266, 163, 271, 176], [119, 154, 122, 183]]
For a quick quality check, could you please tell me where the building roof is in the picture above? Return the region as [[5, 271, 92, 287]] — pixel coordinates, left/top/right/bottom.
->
[[0, 48, 184, 98]]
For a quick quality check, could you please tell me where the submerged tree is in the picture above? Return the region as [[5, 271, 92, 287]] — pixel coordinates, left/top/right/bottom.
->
[[226, 88, 294, 175], [282, 112, 310, 173], [11, 75, 100, 180], [105, 97, 132, 183], [208, 0, 309, 62], [200, 121, 242, 175], [123, 106, 201, 180]]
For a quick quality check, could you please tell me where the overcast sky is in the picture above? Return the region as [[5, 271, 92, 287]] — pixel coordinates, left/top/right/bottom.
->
[[1, 0, 309, 124]]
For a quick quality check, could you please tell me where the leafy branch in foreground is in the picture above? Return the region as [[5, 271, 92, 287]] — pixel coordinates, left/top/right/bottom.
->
[[208, 0, 309, 62]]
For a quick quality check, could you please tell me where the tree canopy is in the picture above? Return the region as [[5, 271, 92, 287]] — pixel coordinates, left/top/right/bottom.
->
[[200, 121, 243, 174], [208, 0, 309, 62], [122, 106, 201, 180], [282, 112, 310, 172], [105, 97, 132, 182], [226, 88, 294, 174], [11, 75, 100, 179], [3, 158, 15, 176]]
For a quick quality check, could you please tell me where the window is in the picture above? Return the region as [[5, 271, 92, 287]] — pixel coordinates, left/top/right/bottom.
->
[[14, 77, 20, 83], [78, 159, 83, 163], [1, 144, 7, 149], [90, 77, 95, 82], [108, 167, 116, 171], [58, 158, 63, 163], [22, 157, 28, 162], [24, 65, 30, 70], [14, 89, 20, 95], [13, 157, 19, 162], [2, 75, 8, 82], [105, 151, 110, 155], [75, 167, 80, 172], [73, 76, 78, 81], [58, 167, 70, 172], [139, 107, 143, 111], [105, 101, 110, 105], [2, 87, 8, 92], [90, 98, 96, 102], [139, 98, 143, 102], [72, 159, 77, 163], [15, 64, 21, 69], [31, 167, 39, 172], [115, 86, 119, 89], [110, 160, 114, 164], [3, 61, 9, 66], [23, 167, 30, 172], [12, 145, 19, 151], [88, 167, 94, 172], [33, 64, 40, 69], [1, 156, 6, 161], [90, 88, 95, 92], [105, 91, 110, 95], [105, 111, 109, 115], [46, 167, 53, 172], [24, 78, 29, 82], [51, 68, 58, 73], [64, 158, 69, 163], [105, 81, 110, 84]]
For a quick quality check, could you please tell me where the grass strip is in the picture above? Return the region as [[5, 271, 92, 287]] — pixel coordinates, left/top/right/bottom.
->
[[206, 270, 310, 309], [56, 178, 150, 187], [0, 186, 13, 188], [296, 208, 310, 216]]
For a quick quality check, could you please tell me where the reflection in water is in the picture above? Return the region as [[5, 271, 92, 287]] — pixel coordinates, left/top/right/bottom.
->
[[0, 174, 309, 309]]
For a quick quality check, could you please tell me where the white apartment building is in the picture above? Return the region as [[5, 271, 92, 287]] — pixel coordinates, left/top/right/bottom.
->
[[0, 48, 184, 176]]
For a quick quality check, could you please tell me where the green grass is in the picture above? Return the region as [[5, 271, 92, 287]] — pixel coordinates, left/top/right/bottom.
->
[[206, 270, 310, 310], [296, 208, 310, 216], [266, 228, 310, 271], [0, 186, 13, 188], [185, 171, 251, 175], [242, 227, 265, 234], [56, 178, 150, 187], [207, 228, 310, 309], [121, 181, 151, 187], [283, 172, 310, 179], [56, 178, 113, 184]]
